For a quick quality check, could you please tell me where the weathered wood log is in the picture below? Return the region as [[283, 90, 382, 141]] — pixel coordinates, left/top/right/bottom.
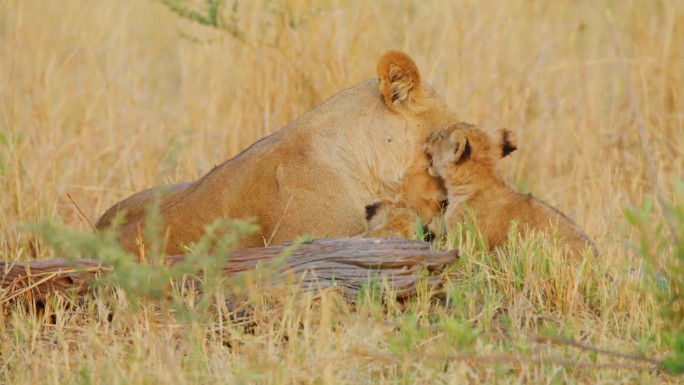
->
[[0, 238, 458, 304]]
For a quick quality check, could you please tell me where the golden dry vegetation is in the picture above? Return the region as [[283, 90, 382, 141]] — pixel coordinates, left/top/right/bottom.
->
[[1, 0, 683, 383]]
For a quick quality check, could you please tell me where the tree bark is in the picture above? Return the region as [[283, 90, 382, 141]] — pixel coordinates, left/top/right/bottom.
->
[[0, 237, 458, 304]]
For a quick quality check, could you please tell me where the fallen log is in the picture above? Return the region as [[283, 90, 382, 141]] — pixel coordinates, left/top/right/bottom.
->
[[0, 238, 458, 304]]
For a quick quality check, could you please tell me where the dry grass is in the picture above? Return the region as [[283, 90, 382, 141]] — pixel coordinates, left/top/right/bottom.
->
[[1, 0, 683, 383]]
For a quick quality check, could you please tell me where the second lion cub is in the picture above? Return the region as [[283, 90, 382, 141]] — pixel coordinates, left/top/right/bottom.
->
[[426, 123, 597, 257]]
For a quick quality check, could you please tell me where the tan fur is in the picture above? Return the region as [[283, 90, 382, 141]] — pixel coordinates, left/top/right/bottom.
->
[[426, 123, 598, 257], [364, 150, 446, 238], [364, 127, 510, 239], [96, 51, 458, 255], [365, 199, 421, 239], [377, 50, 428, 115]]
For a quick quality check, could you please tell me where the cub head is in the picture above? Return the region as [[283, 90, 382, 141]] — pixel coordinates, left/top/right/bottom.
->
[[425, 123, 517, 182]]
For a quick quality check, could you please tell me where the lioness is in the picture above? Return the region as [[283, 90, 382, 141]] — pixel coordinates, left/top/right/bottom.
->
[[96, 51, 459, 254], [425, 123, 598, 256]]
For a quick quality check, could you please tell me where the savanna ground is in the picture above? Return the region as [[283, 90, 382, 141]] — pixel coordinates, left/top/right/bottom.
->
[[1, 0, 684, 383]]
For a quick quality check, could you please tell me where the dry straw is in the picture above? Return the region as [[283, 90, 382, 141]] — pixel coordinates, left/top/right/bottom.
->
[[1, 0, 682, 383]]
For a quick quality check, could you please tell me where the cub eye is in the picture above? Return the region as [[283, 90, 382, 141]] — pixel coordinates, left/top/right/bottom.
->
[[427, 156, 433, 166]]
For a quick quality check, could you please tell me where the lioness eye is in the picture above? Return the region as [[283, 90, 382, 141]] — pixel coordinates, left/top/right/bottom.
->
[[427, 156, 433, 166]]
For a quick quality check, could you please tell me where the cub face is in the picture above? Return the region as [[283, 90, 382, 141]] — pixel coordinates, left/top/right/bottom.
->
[[425, 123, 517, 182]]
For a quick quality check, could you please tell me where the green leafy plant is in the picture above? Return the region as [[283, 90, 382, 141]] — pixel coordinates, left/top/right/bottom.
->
[[29, 196, 259, 317], [625, 181, 684, 374]]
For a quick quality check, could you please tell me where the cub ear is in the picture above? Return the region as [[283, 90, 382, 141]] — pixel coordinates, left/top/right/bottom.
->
[[449, 130, 470, 163], [377, 51, 427, 114], [497, 128, 517, 158]]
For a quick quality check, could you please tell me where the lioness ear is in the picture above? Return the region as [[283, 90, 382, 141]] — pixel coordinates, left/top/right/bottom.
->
[[497, 128, 517, 157], [449, 130, 470, 163], [377, 51, 427, 114]]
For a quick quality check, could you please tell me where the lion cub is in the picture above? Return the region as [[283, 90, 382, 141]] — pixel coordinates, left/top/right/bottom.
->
[[426, 123, 597, 256], [363, 132, 510, 239], [364, 150, 446, 239]]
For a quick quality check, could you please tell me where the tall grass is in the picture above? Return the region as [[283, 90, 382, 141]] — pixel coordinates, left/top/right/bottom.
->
[[1, 0, 683, 383]]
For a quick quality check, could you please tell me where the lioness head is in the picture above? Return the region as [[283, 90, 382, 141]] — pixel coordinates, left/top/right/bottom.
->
[[425, 123, 517, 183]]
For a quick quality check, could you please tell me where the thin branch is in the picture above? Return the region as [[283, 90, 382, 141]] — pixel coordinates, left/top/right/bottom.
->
[[352, 346, 658, 372], [66, 193, 95, 231], [263, 193, 294, 247], [529, 334, 663, 366]]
